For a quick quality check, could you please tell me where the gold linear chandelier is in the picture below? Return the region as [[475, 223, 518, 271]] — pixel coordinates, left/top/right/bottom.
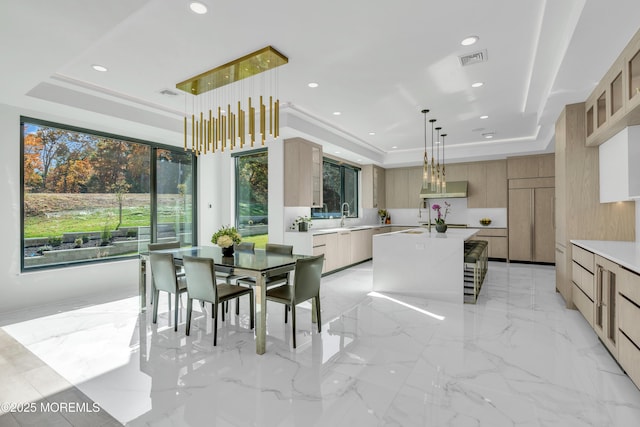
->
[[176, 46, 288, 155]]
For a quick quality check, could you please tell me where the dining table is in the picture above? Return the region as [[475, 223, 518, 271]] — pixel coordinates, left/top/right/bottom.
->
[[139, 245, 309, 355]]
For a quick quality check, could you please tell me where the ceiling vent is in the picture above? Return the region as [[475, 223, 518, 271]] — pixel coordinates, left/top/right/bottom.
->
[[159, 89, 179, 96], [459, 49, 488, 67]]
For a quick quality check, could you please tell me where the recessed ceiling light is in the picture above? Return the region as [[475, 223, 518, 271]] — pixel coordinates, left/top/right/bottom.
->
[[333, 111, 341, 116], [308, 82, 319, 88], [334, 151, 340, 154], [391, 146, 398, 149], [91, 64, 107, 72], [189, 2, 208, 14], [485, 135, 493, 139], [480, 115, 489, 119], [461, 36, 479, 46], [368, 132, 376, 136], [471, 82, 484, 88], [357, 159, 362, 162]]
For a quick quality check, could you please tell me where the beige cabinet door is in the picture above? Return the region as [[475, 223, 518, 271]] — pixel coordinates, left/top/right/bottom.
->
[[324, 233, 339, 272], [467, 163, 486, 208], [534, 187, 555, 263], [336, 231, 351, 269], [508, 188, 533, 262], [486, 160, 507, 208]]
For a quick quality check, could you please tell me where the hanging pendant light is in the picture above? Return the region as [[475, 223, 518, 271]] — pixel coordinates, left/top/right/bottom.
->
[[441, 133, 447, 193], [421, 109, 430, 189], [435, 126, 442, 193], [430, 119, 436, 191]]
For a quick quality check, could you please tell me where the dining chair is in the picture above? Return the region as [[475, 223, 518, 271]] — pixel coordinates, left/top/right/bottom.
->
[[182, 255, 254, 346], [266, 254, 324, 348], [148, 241, 183, 306], [150, 252, 188, 331], [217, 241, 255, 315]]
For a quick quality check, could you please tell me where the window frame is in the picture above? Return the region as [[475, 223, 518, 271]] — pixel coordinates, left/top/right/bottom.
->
[[311, 158, 360, 220], [20, 116, 198, 272], [232, 148, 268, 237]]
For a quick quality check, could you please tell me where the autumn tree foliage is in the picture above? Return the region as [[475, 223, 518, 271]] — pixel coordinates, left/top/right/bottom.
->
[[23, 124, 152, 197]]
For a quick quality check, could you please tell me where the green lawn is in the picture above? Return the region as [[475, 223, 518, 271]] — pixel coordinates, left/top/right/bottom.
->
[[241, 234, 268, 248]]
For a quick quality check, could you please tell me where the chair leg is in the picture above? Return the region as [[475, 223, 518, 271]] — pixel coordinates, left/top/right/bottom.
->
[[174, 292, 180, 331], [249, 292, 254, 329], [236, 297, 240, 315], [186, 298, 193, 336], [315, 295, 321, 333], [167, 293, 172, 326], [222, 300, 226, 322], [152, 290, 160, 324], [284, 304, 288, 324], [213, 302, 218, 346], [291, 303, 297, 349]]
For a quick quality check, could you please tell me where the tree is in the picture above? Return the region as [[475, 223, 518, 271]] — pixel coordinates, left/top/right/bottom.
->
[[23, 133, 43, 192], [110, 172, 131, 229]]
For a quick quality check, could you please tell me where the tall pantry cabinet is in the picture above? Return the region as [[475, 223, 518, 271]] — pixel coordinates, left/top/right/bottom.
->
[[507, 154, 555, 263]]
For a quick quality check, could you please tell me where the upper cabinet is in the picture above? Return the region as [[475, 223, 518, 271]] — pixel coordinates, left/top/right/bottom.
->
[[362, 165, 386, 209], [585, 28, 640, 146], [507, 154, 554, 179], [284, 138, 323, 207], [467, 159, 507, 208], [384, 166, 422, 209]]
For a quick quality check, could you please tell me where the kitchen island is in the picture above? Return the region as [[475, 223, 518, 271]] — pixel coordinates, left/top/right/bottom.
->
[[372, 228, 478, 303]]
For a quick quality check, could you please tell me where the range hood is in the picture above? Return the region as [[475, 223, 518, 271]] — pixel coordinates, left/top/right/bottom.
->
[[419, 181, 468, 199]]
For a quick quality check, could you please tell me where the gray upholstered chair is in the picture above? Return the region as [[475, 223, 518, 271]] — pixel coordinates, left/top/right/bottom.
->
[[148, 241, 183, 306], [218, 241, 255, 314], [183, 255, 254, 346], [266, 254, 324, 348], [150, 252, 188, 331]]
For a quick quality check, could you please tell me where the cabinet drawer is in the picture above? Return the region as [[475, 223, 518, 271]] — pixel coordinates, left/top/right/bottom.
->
[[619, 295, 640, 346], [313, 234, 328, 247], [572, 282, 594, 327], [572, 261, 594, 300], [619, 268, 640, 306], [618, 332, 640, 389], [476, 228, 508, 237], [572, 245, 594, 273]]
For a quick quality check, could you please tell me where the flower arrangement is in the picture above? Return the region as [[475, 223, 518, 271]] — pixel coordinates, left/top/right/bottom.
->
[[432, 201, 451, 225], [211, 225, 242, 248], [377, 208, 388, 219], [290, 216, 312, 231]]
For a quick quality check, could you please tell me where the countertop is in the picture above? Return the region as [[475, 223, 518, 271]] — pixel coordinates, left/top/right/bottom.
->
[[287, 224, 505, 236], [571, 240, 640, 274], [375, 228, 478, 241]]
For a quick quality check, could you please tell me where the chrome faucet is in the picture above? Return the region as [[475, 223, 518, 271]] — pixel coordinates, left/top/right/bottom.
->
[[426, 199, 432, 233], [340, 202, 350, 227]]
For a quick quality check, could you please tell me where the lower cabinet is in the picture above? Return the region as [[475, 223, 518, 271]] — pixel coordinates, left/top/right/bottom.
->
[[350, 228, 373, 264], [572, 245, 595, 326], [312, 227, 381, 274], [594, 255, 619, 356], [571, 243, 640, 390], [472, 228, 508, 260], [618, 268, 640, 388]]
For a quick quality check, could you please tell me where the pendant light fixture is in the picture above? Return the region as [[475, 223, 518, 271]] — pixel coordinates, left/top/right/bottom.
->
[[435, 126, 442, 192], [430, 118, 436, 191], [441, 133, 447, 193], [421, 109, 430, 188]]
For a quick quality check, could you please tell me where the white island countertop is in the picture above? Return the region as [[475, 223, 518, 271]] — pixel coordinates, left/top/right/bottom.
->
[[372, 227, 478, 302], [571, 240, 640, 274]]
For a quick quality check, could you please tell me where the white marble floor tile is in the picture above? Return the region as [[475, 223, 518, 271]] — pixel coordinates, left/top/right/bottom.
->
[[2, 261, 640, 426]]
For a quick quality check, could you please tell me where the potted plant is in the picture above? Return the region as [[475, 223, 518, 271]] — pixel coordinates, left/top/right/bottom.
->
[[290, 216, 312, 232], [432, 202, 451, 233], [211, 225, 242, 256], [377, 209, 388, 224]]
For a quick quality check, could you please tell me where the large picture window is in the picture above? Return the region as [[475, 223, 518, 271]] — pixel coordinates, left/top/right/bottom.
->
[[234, 149, 268, 248], [21, 117, 196, 271], [311, 159, 359, 219]]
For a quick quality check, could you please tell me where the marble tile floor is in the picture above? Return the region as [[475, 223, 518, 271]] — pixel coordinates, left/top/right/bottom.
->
[[1, 261, 640, 426]]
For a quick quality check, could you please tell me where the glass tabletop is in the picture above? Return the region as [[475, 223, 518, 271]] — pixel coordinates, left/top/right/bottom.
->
[[162, 246, 306, 272]]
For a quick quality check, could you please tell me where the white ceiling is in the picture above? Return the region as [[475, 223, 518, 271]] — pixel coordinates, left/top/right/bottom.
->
[[2, 0, 640, 167]]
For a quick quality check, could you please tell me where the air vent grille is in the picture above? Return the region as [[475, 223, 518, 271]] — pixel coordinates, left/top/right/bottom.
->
[[459, 49, 488, 67]]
